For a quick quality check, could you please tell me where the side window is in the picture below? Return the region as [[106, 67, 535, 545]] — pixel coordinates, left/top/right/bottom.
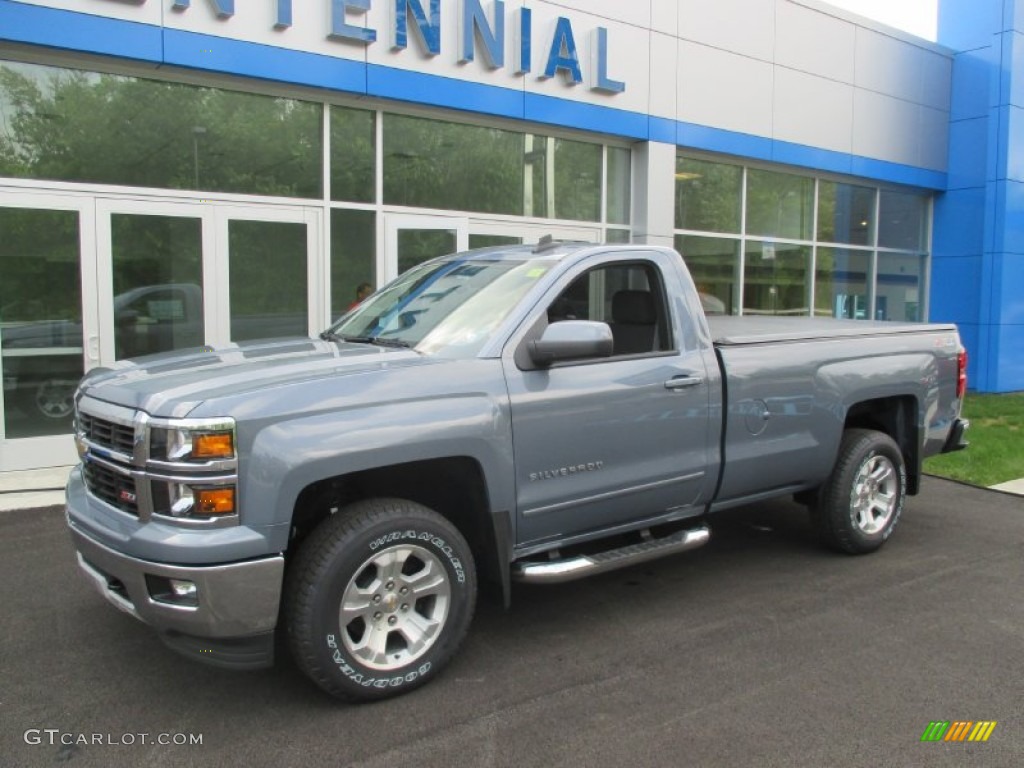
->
[[546, 262, 671, 356]]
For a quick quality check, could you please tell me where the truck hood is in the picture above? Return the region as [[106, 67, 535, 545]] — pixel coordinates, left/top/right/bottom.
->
[[77, 337, 433, 418]]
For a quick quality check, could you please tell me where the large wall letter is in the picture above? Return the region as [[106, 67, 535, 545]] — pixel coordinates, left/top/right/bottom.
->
[[275, 0, 292, 29], [542, 17, 582, 84], [392, 0, 442, 55], [330, 0, 377, 44], [591, 27, 625, 93], [515, 6, 531, 74], [171, 0, 234, 18], [460, 0, 505, 68]]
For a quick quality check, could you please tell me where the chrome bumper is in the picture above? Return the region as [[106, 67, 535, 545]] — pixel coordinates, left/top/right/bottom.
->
[[68, 519, 283, 639]]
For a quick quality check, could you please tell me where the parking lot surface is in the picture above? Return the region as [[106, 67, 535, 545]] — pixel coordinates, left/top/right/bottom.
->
[[3, 477, 1022, 767]]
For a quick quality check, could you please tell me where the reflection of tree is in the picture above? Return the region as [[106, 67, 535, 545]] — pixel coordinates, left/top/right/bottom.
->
[[382, 114, 602, 221], [0, 208, 80, 322], [675, 158, 742, 233], [0, 63, 322, 198]]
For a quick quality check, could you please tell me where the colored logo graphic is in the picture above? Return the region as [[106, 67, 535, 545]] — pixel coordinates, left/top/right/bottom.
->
[[921, 721, 997, 742]]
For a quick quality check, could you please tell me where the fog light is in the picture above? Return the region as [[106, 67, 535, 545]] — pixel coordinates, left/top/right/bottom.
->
[[195, 488, 235, 516], [170, 579, 197, 600]]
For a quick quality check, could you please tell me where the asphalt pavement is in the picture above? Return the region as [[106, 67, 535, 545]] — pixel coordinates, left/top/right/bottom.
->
[[3, 478, 1022, 768]]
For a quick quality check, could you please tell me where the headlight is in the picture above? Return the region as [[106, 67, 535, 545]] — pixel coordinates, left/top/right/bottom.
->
[[156, 419, 236, 463], [170, 484, 236, 518]]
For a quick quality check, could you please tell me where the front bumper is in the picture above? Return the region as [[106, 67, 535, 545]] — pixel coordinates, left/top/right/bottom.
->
[[68, 518, 284, 669]]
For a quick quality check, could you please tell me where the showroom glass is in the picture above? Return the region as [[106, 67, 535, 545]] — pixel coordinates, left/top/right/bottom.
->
[[818, 182, 875, 245], [0, 208, 82, 438], [675, 157, 742, 234], [382, 114, 607, 222], [331, 209, 376, 321], [879, 190, 927, 250], [606, 146, 631, 225], [0, 61, 322, 198], [877, 253, 926, 321], [746, 169, 814, 241], [397, 229, 458, 274], [815, 248, 871, 318], [676, 235, 741, 315], [330, 106, 376, 203], [743, 241, 811, 315], [110, 214, 205, 360], [228, 221, 308, 341]]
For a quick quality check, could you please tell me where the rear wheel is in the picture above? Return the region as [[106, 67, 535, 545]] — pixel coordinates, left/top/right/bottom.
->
[[815, 429, 906, 554], [285, 498, 476, 701]]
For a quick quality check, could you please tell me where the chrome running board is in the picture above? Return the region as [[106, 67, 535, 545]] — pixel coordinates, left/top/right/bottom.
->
[[512, 525, 710, 585]]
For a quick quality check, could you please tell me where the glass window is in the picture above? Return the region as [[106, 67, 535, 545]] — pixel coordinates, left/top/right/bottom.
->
[[228, 221, 308, 341], [548, 262, 671, 355], [110, 214, 204, 360], [746, 169, 814, 240], [0, 208, 82, 437], [331, 209, 376, 320], [877, 252, 926, 321], [606, 146, 631, 225], [676, 235, 740, 315], [606, 228, 630, 244], [383, 114, 523, 215], [879, 190, 928, 250], [818, 182, 875, 245], [675, 157, 742, 233], [527, 135, 602, 222], [469, 234, 522, 249], [0, 61, 323, 198], [330, 106, 375, 203], [815, 247, 871, 318], [743, 241, 811, 315]]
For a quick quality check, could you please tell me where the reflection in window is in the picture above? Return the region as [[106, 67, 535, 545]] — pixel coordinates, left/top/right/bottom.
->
[[675, 157, 742, 234], [0, 208, 82, 437], [229, 221, 308, 341], [879, 190, 927, 250], [743, 241, 810, 315], [606, 146, 631, 225], [331, 209, 376, 320], [676, 235, 740, 315], [816, 248, 871, 318], [818, 182, 875, 245], [746, 169, 814, 241], [397, 229, 457, 274], [330, 106, 375, 203], [877, 253, 925, 321], [0, 61, 322, 198], [111, 214, 204, 359]]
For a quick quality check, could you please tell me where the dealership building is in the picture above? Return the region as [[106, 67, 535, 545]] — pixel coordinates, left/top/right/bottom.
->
[[0, 0, 1020, 472]]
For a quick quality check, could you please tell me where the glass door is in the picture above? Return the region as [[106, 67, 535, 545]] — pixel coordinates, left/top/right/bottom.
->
[[0, 192, 97, 471], [469, 220, 602, 248], [383, 214, 469, 284]]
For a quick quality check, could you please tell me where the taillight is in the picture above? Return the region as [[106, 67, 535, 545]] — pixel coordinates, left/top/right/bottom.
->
[[957, 348, 968, 399]]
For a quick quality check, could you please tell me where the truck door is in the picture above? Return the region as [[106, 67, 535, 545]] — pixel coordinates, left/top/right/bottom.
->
[[502, 253, 715, 549]]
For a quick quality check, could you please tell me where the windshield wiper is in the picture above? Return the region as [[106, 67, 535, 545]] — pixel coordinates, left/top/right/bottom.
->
[[320, 331, 412, 349]]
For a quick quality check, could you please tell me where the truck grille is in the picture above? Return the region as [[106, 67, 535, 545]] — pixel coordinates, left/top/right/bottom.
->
[[78, 412, 136, 456], [83, 462, 139, 517]]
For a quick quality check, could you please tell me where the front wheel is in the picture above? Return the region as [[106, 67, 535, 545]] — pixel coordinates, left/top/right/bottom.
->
[[814, 429, 907, 554], [285, 498, 477, 701]]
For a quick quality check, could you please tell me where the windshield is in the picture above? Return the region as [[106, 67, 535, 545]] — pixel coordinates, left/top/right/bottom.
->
[[325, 255, 555, 356]]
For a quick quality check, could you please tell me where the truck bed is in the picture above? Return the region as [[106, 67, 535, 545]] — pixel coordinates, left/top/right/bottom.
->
[[707, 315, 958, 346]]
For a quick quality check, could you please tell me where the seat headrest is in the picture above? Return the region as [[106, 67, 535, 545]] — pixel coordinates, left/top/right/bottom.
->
[[612, 290, 655, 325]]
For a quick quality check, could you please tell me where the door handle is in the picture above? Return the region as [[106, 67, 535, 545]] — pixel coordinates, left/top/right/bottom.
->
[[665, 375, 703, 390]]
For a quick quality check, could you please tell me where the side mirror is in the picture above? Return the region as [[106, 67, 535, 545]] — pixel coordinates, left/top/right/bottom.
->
[[529, 320, 613, 366]]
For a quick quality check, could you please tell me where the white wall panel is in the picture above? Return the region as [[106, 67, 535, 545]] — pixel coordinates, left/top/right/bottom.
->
[[14, 0, 162, 26], [919, 105, 951, 170], [775, 0, 856, 84], [547, 0, 650, 29], [677, 0, 775, 62], [921, 50, 954, 112], [853, 88, 921, 164], [774, 68, 854, 152], [855, 27, 923, 103], [648, 32, 678, 122], [677, 41, 774, 136], [650, 0, 679, 37]]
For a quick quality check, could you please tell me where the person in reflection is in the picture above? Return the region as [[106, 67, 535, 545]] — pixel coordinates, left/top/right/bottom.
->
[[347, 282, 373, 311]]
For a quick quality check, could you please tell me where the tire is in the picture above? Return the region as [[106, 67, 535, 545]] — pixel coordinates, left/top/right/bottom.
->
[[814, 428, 906, 554], [285, 498, 477, 701]]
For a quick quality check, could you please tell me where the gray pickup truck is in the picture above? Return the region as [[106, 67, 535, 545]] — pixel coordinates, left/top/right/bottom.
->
[[65, 242, 969, 701]]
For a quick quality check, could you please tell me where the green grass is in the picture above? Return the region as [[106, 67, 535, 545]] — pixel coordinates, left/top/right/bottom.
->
[[924, 392, 1024, 487]]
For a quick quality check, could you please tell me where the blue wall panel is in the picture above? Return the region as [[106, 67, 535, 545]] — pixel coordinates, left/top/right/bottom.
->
[[933, 188, 988, 258], [940, 0, 1001, 51], [947, 118, 990, 189], [950, 50, 992, 121], [929, 256, 983, 325]]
